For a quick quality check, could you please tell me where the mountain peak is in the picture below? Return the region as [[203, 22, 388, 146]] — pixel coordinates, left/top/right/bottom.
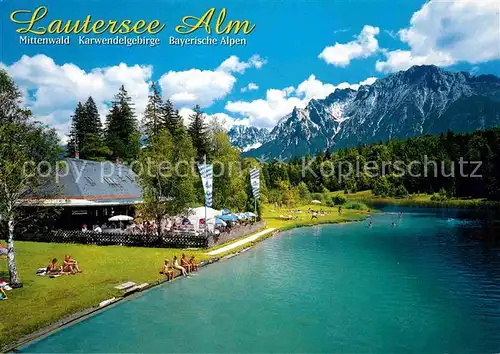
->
[[228, 125, 270, 152], [242, 65, 500, 159]]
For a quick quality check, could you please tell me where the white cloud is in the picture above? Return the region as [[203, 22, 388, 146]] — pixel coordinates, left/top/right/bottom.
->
[[318, 25, 380, 67], [225, 75, 377, 128], [1, 54, 152, 140], [218, 54, 267, 73], [241, 82, 259, 92], [159, 55, 265, 108], [376, 0, 500, 73], [178, 107, 250, 130]]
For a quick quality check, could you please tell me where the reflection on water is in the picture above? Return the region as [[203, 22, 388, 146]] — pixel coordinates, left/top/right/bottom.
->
[[22, 208, 500, 353]]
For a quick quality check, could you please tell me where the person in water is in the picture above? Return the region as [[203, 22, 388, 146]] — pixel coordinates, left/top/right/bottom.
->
[[173, 255, 188, 276], [189, 256, 200, 271], [161, 259, 174, 280], [46, 258, 62, 274], [368, 221, 373, 228], [398, 212, 403, 218], [392, 222, 397, 227]]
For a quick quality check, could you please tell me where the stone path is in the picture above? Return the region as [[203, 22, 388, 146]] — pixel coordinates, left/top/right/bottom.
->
[[206, 228, 276, 256]]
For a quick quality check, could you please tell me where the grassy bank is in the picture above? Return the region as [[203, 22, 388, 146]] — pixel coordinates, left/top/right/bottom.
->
[[0, 244, 210, 349], [0, 204, 371, 350], [262, 203, 372, 231], [328, 190, 500, 209]]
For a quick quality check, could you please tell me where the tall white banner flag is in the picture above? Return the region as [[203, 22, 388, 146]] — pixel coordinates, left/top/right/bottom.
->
[[197, 163, 213, 207], [250, 168, 260, 200]]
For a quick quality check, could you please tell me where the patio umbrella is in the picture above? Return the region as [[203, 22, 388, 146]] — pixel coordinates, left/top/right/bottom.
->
[[215, 218, 227, 226], [219, 214, 237, 221], [311, 200, 322, 204], [236, 212, 247, 219], [245, 212, 257, 217], [221, 209, 231, 215], [108, 215, 133, 221]]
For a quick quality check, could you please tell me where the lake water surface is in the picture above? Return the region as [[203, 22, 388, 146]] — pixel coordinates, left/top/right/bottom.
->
[[22, 208, 500, 353]]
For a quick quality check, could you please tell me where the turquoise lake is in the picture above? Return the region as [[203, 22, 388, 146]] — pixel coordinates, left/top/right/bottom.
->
[[22, 208, 500, 353]]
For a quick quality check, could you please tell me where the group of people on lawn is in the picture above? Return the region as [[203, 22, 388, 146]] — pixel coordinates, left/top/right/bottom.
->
[[161, 254, 199, 280], [46, 255, 82, 275]]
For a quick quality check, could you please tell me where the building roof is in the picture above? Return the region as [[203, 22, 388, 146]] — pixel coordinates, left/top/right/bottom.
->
[[34, 158, 143, 206]]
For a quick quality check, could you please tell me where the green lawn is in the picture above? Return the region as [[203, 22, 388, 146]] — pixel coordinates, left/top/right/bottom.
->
[[0, 243, 210, 349], [0, 204, 372, 350], [261, 203, 372, 230]]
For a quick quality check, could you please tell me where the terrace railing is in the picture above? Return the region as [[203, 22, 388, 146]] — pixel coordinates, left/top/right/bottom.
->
[[17, 230, 210, 248], [16, 221, 267, 249]]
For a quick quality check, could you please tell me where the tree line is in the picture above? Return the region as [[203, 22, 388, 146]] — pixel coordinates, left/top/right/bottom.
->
[[260, 129, 500, 206]]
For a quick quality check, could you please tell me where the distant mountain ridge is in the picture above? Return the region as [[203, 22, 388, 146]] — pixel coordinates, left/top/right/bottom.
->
[[241, 65, 500, 159], [228, 125, 270, 152]]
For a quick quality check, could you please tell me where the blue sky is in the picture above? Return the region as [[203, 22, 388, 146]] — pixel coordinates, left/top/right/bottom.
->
[[1, 0, 499, 140]]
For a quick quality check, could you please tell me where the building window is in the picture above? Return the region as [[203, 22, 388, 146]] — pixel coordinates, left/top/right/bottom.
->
[[84, 176, 96, 186]]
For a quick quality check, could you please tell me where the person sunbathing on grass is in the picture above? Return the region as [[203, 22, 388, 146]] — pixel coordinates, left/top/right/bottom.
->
[[189, 256, 199, 271], [173, 256, 188, 276], [181, 254, 192, 273], [0, 241, 7, 256], [0, 287, 7, 300], [161, 259, 174, 281], [46, 258, 62, 274], [63, 255, 82, 274]]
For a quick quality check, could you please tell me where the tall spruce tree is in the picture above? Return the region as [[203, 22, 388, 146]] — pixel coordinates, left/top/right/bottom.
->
[[105, 85, 140, 161], [163, 99, 185, 138], [67, 102, 86, 157], [81, 97, 110, 161], [187, 105, 209, 162], [67, 97, 109, 160], [142, 82, 164, 142]]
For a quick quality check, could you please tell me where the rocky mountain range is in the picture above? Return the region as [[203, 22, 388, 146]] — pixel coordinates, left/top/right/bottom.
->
[[239, 65, 500, 159], [228, 125, 270, 152]]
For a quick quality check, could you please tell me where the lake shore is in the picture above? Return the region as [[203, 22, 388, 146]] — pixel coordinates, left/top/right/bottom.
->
[[329, 190, 500, 210], [1, 204, 372, 351]]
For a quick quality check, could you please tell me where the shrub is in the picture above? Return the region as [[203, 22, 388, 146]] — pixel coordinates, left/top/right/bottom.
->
[[373, 176, 392, 197], [311, 193, 324, 202], [430, 193, 448, 202], [332, 195, 347, 205], [343, 201, 369, 210], [395, 184, 409, 198]]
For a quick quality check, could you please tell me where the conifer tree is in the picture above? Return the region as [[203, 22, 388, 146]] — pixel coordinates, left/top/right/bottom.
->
[[142, 82, 164, 141], [67, 97, 110, 161], [163, 99, 185, 137], [67, 102, 86, 157], [187, 105, 209, 162], [105, 85, 140, 161], [82, 97, 110, 160]]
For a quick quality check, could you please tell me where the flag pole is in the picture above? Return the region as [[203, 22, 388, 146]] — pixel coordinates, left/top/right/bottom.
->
[[204, 154, 207, 238]]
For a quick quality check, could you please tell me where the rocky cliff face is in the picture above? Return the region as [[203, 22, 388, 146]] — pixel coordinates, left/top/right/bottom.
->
[[244, 65, 500, 159], [228, 125, 270, 152]]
